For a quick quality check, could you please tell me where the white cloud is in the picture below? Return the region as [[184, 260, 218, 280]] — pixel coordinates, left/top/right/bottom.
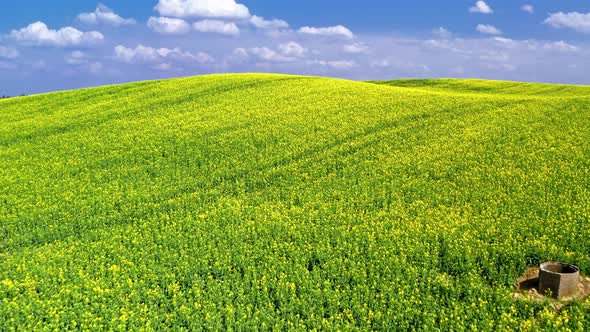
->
[[278, 41, 307, 57], [414, 36, 583, 79], [225, 47, 250, 65], [469, 1, 493, 14], [479, 52, 509, 62], [65, 51, 88, 65], [250, 15, 289, 30], [115, 45, 160, 64], [424, 38, 485, 56], [153, 63, 173, 71], [307, 60, 356, 70], [342, 43, 369, 54], [486, 63, 516, 72], [114, 44, 213, 66], [545, 12, 590, 33], [477, 24, 501, 35], [491, 37, 577, 52], [370, 58, 431, 73], [0, 46, 19, 59], [521, 4, 534, 14], [194, 52, 215, 64], [231, 42, 308, 64], [492, 37, 516, 45], [147, 16, 191, 34], [432, 27, 452, 39], [64, 51, 103, 74], [77, 4, 136, 26], [155, 0, 250, 19], [543, 41, 578, 52], [298, 25, 354, 39], [232, 48, 249, 58], [246, 47, 296, 62], [193, 20, 240, 36], [10, 22, 104, 47]]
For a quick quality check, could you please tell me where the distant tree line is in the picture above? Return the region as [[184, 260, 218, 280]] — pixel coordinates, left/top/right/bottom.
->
[[1, 94, 27, 99]]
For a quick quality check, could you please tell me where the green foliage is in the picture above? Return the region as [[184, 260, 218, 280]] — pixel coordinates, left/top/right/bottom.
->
[[375, 78, 590, 97], [1, 74, 589, 330]]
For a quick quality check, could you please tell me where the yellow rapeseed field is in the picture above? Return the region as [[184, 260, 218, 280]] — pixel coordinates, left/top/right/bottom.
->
[[1, 74, 589, 330]]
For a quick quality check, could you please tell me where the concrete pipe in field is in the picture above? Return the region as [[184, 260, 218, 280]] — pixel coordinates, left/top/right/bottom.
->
[[538, 262, 579, 299]]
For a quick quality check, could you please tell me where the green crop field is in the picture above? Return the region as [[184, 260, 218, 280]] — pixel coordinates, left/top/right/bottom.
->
[[1, 73, 589, 330]]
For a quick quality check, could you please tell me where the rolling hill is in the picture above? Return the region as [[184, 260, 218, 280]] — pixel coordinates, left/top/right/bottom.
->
[[1, 74, 589, 330]]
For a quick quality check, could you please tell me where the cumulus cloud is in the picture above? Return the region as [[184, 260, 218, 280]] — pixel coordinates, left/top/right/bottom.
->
[[65, 50, 88, 65], [278, 41, 307, 58], [250, 47, 292, 62], [147, 16, 191, 34], [432, 27, 452, 39], [411, 36, 585, 78], [486, 63, 516, 72], [250, 15, 289, 30], [521, 4, 534, 14], [155, 0, 250, 19], [0, 46, 19, 59], [242, 47, 295, 62], [115, 45, 162, 64], [232, 42, 309, 63], [469, 1, 493, 14], [477, 24, 501, 35], [370, 58, 431, 73], [10, 22, 104, 47], [491, 37, 577, 52], [77, 4, 136, 26], [227, 47, 250, 64], [423, 38, 474, 56], [543, 41, 578, 52], [545, 12, 590, 33], [114, 44, 213, 66], [193, 20, 240, 36], [298, 25, 354, 39], [342, 43, 370, 54], [64, 51, 103, 74], [307, 60, 356, 70], [479, 52, 509, 62]]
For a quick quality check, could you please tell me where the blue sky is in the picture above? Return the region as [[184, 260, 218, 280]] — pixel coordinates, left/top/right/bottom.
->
[[1, 0, 590, 95]]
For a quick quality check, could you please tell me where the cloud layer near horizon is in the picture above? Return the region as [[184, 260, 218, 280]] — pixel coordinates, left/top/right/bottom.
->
[[1, 1, 590, 95]]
